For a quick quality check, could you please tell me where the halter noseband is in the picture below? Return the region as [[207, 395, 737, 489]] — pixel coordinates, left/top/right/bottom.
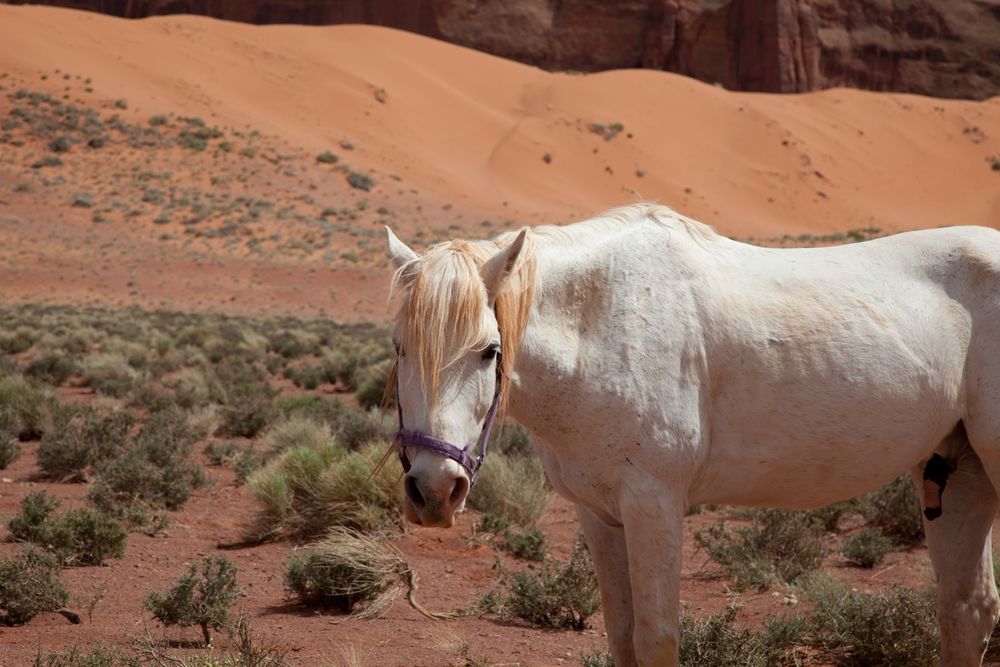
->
[[394, 351, 502, 486]]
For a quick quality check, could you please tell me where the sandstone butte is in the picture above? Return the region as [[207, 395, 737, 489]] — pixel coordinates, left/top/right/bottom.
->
[[5, 0, 1000, 100]]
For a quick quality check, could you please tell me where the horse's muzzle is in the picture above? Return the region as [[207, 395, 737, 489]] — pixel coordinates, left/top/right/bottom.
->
[[403, 471, 469, 528]]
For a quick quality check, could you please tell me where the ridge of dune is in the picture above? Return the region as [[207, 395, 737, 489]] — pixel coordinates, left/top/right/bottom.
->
[[1, 4, 998, 240]]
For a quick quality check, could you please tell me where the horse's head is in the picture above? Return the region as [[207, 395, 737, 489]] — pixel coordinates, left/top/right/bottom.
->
[[385, 226, 533, 527]]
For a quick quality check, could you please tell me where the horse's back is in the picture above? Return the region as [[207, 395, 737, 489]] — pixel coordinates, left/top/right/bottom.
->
[[688, 225, 1000, 507]]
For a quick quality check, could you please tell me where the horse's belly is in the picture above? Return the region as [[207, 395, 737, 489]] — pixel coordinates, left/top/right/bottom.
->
[[692, 371, 962, 507]]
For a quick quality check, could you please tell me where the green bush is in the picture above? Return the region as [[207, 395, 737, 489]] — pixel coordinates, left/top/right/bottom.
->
[[276, 394, 344, 426], [0, 434, 20, 469], [8, 491, 127, 566], [354, 359, 392, 410], [694, 509, 825, 591], [483, 539, 600, 630], [37, 408, 135, 480], [490, 422, 533, 458], [334, 406, 392, 451], [802, 575, 938, 666], [89, 408, 204, 520], [861, 476, 924, 547], [580, 651, 614, 667], [679, 605, 807, 667], [841, 528, 894, 569], [30, 644, 119, 667], [144, 556, 239, 646], [0, 549, 69, 625], [24, 353, 77, 385]]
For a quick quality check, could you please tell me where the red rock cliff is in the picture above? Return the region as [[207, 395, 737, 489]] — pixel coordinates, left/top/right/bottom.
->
[[4, 0, 998, 99]]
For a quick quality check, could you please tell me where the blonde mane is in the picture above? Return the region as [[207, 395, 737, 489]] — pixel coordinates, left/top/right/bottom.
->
[[391, 231, 537, 413]]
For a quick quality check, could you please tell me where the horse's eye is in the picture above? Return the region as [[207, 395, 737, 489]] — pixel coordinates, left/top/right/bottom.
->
[[482, 345, 499, 361]]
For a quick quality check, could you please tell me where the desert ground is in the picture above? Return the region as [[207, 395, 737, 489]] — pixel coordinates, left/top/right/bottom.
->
[[1, 4, 1000, 666]]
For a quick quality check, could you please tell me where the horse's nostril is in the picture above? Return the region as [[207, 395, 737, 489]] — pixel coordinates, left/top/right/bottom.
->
[[450, 476, 469, 505], [404, 476, 425, 508]]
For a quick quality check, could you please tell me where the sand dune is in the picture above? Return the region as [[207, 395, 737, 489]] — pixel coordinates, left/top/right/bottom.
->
[[1, 4, 997, 243]]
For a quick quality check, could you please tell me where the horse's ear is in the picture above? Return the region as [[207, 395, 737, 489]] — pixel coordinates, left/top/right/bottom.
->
[[385, 226, 418, 269], [481, 228, 528, 302]]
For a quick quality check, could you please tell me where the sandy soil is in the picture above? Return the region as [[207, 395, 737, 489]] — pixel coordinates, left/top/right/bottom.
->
[[0, 5, 998, 323], [1, 5, 1000, 665]]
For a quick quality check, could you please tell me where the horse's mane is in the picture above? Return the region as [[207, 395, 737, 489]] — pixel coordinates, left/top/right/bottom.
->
[[391, 231, 537, 413], [389, 203, 713, 411]]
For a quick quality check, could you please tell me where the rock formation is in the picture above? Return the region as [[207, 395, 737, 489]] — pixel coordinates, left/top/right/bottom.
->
[[4, 0, 998, 99]]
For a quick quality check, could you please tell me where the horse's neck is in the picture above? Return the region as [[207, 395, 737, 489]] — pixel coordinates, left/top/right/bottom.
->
[[506, 234, 623, 442]]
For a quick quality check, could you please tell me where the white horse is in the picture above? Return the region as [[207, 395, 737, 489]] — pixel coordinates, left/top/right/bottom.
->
[[384, 203, 1000, 666]]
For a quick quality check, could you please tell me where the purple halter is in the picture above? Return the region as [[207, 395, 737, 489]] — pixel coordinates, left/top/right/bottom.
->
[[394, 352, 502, 485]]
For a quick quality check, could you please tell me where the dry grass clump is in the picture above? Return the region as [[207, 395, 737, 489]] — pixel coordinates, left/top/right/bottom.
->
[[0, 373, 58, 440], [285, 527, 446, 620], [468, 448, 549, 529], [247, 440, 400, 541], [79, 352, 146, 398], [260, 414, 331, 455]]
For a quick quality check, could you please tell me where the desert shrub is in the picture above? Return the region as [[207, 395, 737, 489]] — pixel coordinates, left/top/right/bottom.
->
[[89, 408, 204, 519], [346, 170, 374, 191], [8, 491, 127, 566], [0, 327, 38, 354], [37, 407, 135, 480], [30, 645, 120, 667], [0, 374, 58, 439], [170, 614, 288, 667], [283, 363, 325, 390], [25, 353, 77, 386], [679, 606, 808, 667], [802, 575, 938, 666], [267, 329, 321, 359], [841, 528, 893, 568], [485, 538, 600, 630], [467, 450, 548, 530], [275, 394, 344, 426], [247, 440, 400, 541], [316, 151, 338, 164], [580, 651, 614, 667], [334, 406, 393, 451], [80, 352, 144, 397], [354, 359, 392, 410], [261, 415, 331, 455], [285, 528, 408, 615], [694, 509, 825, 591], [0, 549, 69, 625], [0, 433, 20, 468], [861, 475, 924, 547], [145, 556, 239, 646], [503, 525, 548, 561], [802, 498, 860, 532], [476, 513, 548, 561], [215, 384, 277, 438], [490, 422, 533, 458]]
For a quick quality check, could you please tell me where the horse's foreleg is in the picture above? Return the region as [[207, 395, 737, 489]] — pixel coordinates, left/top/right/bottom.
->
[[577, 504, 636, 667], [913, 434, 1000, 666], [620, 488, 685, 667]]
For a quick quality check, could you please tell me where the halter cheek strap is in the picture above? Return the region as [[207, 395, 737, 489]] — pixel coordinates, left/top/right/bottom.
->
[[394, 353, 502, 485]]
